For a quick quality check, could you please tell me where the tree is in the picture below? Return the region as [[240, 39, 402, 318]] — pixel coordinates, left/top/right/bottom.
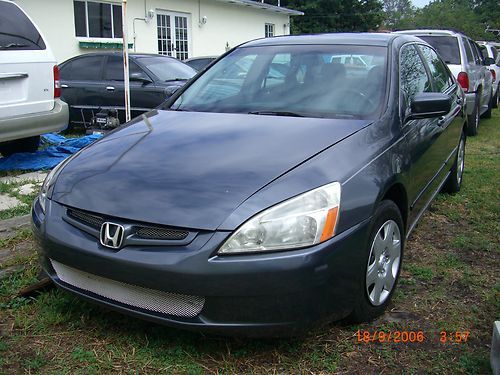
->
[[382, 0, 415, 29], [283, 0, 384, 34], [410, 0, 497, 40]]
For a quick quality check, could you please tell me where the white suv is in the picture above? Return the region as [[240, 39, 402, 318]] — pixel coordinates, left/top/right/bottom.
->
[[0, 0, 68, 156], [478, 41, 499, 108], [396, 30, 494, 136]]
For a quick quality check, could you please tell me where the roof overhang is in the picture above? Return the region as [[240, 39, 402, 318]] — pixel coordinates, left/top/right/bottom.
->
[[213, 0, 304, 16]]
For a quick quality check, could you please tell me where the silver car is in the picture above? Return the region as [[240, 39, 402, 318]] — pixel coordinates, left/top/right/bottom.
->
[[478, 41, 499, 108], [396, 30, 494, 135]]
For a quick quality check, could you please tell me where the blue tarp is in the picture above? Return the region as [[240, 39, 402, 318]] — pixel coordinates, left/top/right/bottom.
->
[[0, 133, 102, 171]]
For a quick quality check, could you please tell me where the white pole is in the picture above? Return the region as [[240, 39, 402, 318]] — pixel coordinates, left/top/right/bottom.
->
[[122, 0, 131, 122]]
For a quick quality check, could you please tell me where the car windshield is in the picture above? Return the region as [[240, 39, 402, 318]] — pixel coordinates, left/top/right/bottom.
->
[[136, 56, 196, 81], [417, 36, 461, 65], [169, 45, 388, 119]]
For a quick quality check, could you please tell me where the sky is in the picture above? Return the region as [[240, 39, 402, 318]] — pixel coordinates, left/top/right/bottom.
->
[[412, 0, 432, 8]]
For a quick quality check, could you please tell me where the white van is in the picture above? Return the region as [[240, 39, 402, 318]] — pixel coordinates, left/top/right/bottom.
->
[[0, 0, 68, 156]]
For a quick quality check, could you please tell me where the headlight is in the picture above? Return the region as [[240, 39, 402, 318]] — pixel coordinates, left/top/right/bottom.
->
[[218, 182, 341, 254], [38, 158, 70, 213]]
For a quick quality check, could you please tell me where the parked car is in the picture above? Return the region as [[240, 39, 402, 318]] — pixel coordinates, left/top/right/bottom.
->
[[0, 0, 68, 156], [478, 41, 500, 108], [33, 33, 467, 336], [183, 56, 217, 71], [396, 29, 494, 135], [59, 52, 196, 127]]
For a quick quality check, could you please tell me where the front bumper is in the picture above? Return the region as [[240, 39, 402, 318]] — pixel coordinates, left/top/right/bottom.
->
[[32, 198, 371, 336]]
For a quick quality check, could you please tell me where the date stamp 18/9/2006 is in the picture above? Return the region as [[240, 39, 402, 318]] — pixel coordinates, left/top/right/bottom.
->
[[356, 330, 471, 344]]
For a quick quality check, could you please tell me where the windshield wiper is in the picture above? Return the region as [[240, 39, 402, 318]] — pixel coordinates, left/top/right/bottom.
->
[[248, 111, 306, 117], [0, 43, 28, 49], [165, 78, 187, 82]]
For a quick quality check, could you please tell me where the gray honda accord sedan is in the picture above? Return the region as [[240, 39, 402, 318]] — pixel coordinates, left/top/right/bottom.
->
[[32, 33, 467, 336]]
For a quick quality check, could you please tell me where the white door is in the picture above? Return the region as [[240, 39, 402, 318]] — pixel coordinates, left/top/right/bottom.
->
[[157, 12, 190, 60]]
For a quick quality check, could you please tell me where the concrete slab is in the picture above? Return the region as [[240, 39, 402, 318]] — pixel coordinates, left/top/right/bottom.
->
[[0, 194, 24, 211], [0, 171, 47, 184], [17, 183, 37, 196]]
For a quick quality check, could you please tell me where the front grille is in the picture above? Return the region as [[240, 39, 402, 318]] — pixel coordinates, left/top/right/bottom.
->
[[50, 259, 204, 318], [135, 226, 189, 240], [67, 209, 104, 229], [66, 208, 190, 241]]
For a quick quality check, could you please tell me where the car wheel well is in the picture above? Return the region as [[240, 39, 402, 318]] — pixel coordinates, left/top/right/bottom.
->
[[381, 184, 408, 233]]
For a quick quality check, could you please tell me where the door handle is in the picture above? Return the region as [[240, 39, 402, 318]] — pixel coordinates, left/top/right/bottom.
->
[[106, 86, 115, 91], [437, 116, 446, 126], [61, 84, 68, 88]]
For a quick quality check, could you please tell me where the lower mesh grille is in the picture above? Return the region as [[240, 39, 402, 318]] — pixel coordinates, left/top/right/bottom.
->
[[50, 259, 204, 318]]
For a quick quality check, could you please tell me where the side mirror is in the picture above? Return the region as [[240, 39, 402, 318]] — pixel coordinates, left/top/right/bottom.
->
[[408, 92, 452, 120], [130, 72, 153, 84], [484, 57, 495, 66], [165, 85, 181, 97]]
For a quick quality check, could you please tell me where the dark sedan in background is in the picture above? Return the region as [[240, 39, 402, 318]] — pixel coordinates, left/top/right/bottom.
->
[[59, 52, 196, 126], [183, 56, 217, 71], [33, 33, 466, 336]]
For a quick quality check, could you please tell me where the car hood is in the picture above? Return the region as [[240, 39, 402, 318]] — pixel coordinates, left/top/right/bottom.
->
[[52, 110, 370, 230]]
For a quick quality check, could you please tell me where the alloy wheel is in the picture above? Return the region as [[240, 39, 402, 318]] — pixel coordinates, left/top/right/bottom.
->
[[457, 137, 465, 185], [366, 220, 402, 306]]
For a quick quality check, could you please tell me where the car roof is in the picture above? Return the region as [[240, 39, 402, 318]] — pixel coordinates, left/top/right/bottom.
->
[[395, 29, 467, 38], [184, 56, 217, 62], [240, 33, 418, 48]]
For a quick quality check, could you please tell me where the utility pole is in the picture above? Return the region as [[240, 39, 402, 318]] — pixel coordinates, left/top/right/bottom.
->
[[122, 0, 131, 122]]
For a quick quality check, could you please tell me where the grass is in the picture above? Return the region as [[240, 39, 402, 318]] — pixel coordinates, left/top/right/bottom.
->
[[0, 111, 498, 374], [0, 178, 43, 220]]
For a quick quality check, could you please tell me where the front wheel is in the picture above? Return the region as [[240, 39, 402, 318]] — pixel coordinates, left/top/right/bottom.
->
[[347, 200, 404, 323], [444, 132, 466, 194]]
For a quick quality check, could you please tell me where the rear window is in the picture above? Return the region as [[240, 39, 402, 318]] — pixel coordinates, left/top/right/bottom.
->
[[0, 2, 46, 50], [417, 36, 460, 65]]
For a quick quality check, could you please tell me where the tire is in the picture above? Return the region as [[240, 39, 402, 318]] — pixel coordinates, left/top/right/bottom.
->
[[481, 90, 493, 119], [493, 88, 499, 109], [466, 96, 480, 136], [444, 132, 466, 194], [0, 136, 40, 157], [347, 200, 404, 323]]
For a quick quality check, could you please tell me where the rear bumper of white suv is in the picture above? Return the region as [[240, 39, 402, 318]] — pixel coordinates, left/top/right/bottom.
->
[[0, 99, 68, 143]]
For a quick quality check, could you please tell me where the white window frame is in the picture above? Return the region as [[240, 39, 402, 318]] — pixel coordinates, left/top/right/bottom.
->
[[265, 23, 275, 38], [74, 0, 123, 40], [156, 10, 192, 60]]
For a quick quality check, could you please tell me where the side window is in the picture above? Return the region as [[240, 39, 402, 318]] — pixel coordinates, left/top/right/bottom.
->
[[262, 53, 291, 89], [400, 44, 431, 103], [0, 2, 46, 50], [104, 56, 148, 81], [464, 40, 474, 64], [60, 56, 104, 80], [468, 40, 482, 65], [418, 45, 454, 93], [471, 42, 484, 65]]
